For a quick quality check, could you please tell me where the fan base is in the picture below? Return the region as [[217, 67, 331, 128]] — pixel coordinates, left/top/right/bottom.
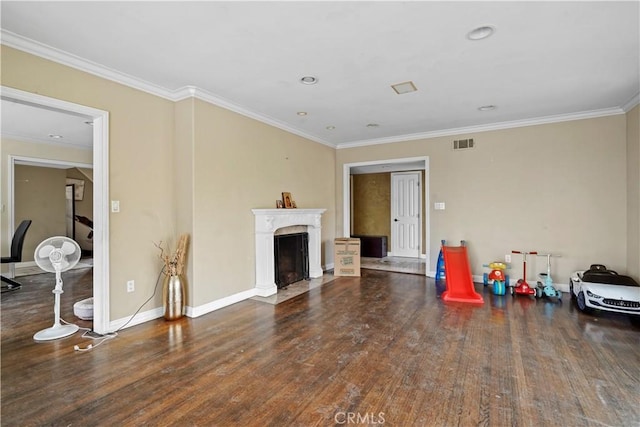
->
[[34, 324, 79, 341]]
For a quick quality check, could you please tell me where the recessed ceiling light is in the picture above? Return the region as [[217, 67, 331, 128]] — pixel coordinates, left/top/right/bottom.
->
[[48, 134, 63, 139], [478, 105, 497, 111], [467, 26, 495, 41], [366, 123, 380, 128], [326, 126, 335, 130], [391, 81, 417, 95], [297, 111, 308, 116], [300, 76, 318, 85]]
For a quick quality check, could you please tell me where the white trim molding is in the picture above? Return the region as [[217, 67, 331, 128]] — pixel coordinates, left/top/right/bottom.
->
[[1, 86, 111, 336], [336, 107, 627, 149], [4, 29, 633, 152]]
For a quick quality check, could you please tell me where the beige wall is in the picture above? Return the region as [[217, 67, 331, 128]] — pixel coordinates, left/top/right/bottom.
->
[[0, 46, 336, 320], [627, 105, 640, 281], [337, 116, 628, 284], [190, 99, 336, 306], [13, 165, 66, 262], [2, 46, 176, 319]]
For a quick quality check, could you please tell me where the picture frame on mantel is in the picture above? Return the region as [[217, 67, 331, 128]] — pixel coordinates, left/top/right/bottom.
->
[[276, 200, 284, 209], [282, 192, 293, 208]]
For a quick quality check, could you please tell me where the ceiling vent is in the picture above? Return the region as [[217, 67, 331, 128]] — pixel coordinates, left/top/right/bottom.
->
[[453, 138, 474, 150]]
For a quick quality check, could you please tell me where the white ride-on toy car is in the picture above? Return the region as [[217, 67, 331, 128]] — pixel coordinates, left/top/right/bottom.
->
[[569, 264, 640, 325]]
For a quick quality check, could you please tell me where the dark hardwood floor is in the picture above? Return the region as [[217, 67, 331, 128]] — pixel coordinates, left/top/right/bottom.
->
[[2, 268, 639, 426]]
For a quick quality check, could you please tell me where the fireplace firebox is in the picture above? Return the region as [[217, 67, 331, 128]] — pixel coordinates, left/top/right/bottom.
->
[[274, 232, 309, 288]]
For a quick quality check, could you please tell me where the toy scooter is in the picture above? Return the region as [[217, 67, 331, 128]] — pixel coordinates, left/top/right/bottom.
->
[[510, 251, 537, 297], [535, 253, 562, 300], [483, 262, 509, 295]]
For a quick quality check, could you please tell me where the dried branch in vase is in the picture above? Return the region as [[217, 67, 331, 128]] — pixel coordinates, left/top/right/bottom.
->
[[155, 234, 190, 276]]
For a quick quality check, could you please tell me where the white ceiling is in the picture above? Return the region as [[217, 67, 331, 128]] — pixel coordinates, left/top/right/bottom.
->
[[1, 1, 638, 149], [1, 99, 93, 150]]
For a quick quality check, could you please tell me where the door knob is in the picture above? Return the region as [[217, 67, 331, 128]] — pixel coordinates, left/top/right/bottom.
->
[[394, 219, 398, 222]]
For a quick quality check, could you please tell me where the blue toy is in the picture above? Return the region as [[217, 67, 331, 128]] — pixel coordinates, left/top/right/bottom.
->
[[436, 240, 446, 282], [535, 253, 562, 300]]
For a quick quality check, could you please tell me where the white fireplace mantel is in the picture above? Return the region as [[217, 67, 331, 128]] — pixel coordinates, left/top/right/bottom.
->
[[252, 208, 326, 297]]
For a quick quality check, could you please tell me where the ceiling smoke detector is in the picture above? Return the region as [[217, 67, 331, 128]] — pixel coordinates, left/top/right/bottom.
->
[[391, 81, 417, 95], [467, 26, 495, 41]]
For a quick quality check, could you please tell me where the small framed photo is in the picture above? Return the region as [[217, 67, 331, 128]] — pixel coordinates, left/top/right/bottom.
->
[[282, 192, 293, 208], [276, 200, 284, 208], [291, 200, 297, 208]]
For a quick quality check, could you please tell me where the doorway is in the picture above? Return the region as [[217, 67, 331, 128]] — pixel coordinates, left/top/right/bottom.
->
[[343, 157, 429, 276], [1, 86, 110, 334]]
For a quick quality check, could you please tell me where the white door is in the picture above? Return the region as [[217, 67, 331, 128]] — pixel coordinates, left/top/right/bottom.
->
[[391, 172, 421, 257]]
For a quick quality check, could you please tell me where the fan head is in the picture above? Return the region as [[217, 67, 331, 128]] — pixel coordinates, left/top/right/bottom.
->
[[34, 236, 81, 273]]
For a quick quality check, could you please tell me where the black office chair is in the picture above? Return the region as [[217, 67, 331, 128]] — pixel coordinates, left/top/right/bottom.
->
[[1, 220, 32, 292]]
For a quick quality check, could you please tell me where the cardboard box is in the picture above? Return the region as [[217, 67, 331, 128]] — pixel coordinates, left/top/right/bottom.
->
[[334, 238, 361, 277]]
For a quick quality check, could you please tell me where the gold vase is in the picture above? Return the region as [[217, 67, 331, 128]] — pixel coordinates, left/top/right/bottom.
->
[[163, 274, 186, 320]]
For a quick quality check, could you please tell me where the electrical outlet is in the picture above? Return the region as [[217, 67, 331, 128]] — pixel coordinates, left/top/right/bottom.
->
[[127, 280, 135, 293], [505, 254, 511, 263]]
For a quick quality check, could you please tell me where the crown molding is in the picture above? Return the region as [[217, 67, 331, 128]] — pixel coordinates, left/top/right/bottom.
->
[[1, 30, 177, 101], [336, 107, 626, 149], [621, 92, 640, 112], [3, 30, 633, 152], [174, 86, 335, 148], [1, 30, 336, 148]]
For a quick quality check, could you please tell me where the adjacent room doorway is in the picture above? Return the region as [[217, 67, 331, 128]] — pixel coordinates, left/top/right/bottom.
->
[[343, 157, 429, 275], [1, 86, 110, 334]]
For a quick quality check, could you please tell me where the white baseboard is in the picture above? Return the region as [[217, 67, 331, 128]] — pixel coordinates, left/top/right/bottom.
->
[[107, 266, 342, 331], [188, 288, 257, 318], [110, 287, 261, 331], [109, 307, 163, 332]]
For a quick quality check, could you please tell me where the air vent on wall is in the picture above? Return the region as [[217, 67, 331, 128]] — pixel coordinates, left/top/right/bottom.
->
[[453, 138, 474, 150]]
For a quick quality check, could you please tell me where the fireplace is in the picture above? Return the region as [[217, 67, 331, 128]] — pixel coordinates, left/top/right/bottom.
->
[[274, 232, 309, 288], [252, 209, 326, 297]]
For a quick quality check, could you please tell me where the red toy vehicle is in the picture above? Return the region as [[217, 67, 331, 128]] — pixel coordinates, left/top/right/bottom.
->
[[510, 250, 537, 297]]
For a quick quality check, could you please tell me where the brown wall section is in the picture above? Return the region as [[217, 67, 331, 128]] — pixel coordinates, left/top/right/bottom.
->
[[352, 173, 391, 239]]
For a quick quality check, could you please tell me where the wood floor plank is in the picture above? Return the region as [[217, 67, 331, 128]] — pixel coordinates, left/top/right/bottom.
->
[[2, 268, 639, 426]]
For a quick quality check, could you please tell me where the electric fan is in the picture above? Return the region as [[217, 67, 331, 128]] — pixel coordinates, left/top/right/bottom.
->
[[33, 236, 82, 341]]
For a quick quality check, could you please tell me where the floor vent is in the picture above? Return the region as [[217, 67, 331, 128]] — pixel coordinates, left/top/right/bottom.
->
[[453, 138, 474, 150]]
